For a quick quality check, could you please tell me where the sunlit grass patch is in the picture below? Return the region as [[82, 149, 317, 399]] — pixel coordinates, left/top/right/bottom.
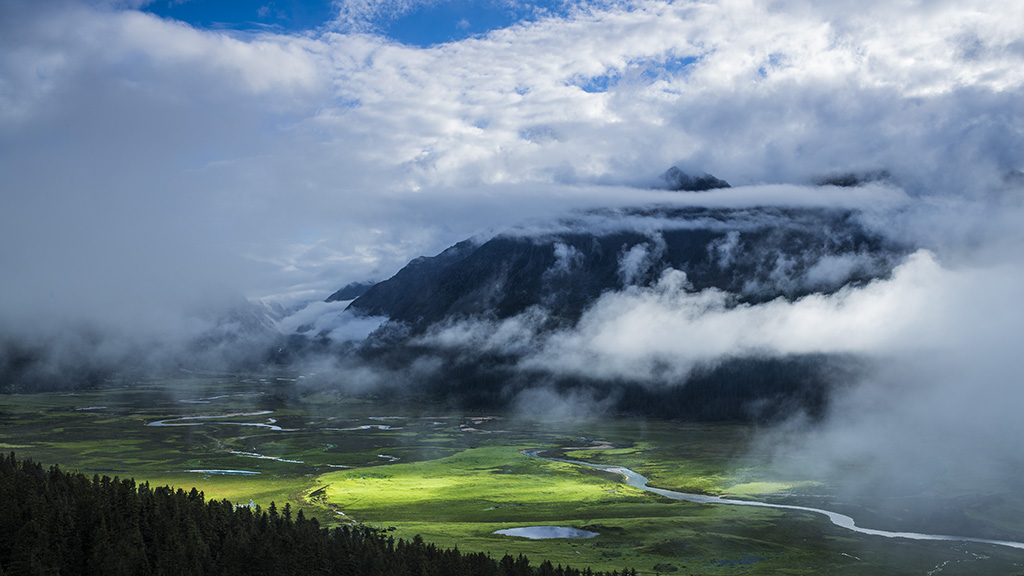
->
[[319, 445, 655, 523], [723, 480, 821, 498], [144, 471, 318, 509], [6, 379, 1024, 575]]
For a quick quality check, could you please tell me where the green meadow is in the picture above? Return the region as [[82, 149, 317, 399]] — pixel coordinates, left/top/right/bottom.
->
[[2, 375, 1023, 575]]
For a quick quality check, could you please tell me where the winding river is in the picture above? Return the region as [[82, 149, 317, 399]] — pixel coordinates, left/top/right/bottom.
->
[[141, 403, 1024, 552], [524, 450, 1024, 551], [146, 411, 291, 430]]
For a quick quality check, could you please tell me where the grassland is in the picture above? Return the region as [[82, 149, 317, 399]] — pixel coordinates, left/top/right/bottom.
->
[[2, 375, 1024, 575]]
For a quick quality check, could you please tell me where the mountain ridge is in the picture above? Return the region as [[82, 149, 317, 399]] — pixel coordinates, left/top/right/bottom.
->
[[344, 205, 907, 336]]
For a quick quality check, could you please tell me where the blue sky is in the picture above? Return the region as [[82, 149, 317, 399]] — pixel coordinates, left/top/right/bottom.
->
[[379, 0, 568, 47], [142, 0, 335, 33], [143, 0, 572, 46]]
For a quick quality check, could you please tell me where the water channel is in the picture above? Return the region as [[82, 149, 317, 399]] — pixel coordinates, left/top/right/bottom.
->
[[524, 450, 1024, 551]]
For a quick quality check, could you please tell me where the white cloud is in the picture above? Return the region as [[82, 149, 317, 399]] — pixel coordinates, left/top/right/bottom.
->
[[514, 250, 939, 382], [1, 0, 1023, 510], [546, 242, 583, 277], [755, 253, 1024, 495], [292, 0, 1024, 194], [1, 0, 1022, 338], [616, 234, 666, 287]]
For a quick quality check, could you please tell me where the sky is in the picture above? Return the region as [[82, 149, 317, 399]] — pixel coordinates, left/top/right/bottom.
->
[[1, 0, 1021, 335], [3, 0, 1022, 319], [2, 0, 1024, 519], [140, 0, 574, 46], [0, 0, 1020, 358]]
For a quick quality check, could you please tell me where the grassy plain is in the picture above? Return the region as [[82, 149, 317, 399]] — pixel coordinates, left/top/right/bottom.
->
[[2, 375, 1024, 575]]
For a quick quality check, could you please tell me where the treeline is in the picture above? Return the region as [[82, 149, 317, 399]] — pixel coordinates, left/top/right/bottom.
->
[[0, 454, 634, 576]]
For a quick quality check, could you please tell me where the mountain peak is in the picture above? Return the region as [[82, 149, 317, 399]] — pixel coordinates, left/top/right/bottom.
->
[[326, 281, 377, 303], [655, 167, 731, 192]]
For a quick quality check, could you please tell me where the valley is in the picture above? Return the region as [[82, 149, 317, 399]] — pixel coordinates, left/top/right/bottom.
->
[[3, 374, 1024, 575]]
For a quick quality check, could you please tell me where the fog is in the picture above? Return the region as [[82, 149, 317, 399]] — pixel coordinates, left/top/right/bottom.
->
[[3, 0, 1024, 528], [419, 184, 1024, 501]]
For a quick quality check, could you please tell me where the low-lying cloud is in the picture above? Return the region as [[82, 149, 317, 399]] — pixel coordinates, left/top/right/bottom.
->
[[2, 0, 1024, 527], [419, 248, 943, 384], [406, 187, 1024, 518]]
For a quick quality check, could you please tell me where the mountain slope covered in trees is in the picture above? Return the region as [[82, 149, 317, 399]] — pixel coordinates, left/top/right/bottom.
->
[[345, 206, 906, 335], [309, 201, 906, 421]]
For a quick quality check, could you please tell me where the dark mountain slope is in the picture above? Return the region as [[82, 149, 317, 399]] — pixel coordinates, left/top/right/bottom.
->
[[346, 206, 906, 335], [325, 281, 377, 303], [312, 202, 911, 421], [656, 167, 731, 191]]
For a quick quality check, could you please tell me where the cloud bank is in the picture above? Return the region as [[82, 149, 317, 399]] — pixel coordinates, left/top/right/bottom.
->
[[3, 0, 1022, 324], [2, 0, 1024, 518]]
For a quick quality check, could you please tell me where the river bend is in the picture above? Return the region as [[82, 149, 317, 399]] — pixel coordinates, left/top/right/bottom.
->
[[524, 450, 1024, 551]]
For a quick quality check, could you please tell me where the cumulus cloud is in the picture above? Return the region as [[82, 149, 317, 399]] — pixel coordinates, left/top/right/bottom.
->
[[3, 0, 1022, 316], [420, 248, 942, 384], [309, 0, 1024, 193], [617, 234, 666, 287], [752, 255, 1024, 508], [1, 0, 1023, 402]]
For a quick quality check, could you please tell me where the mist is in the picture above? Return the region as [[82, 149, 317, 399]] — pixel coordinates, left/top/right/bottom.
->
[[397, 184, 1024, 523], [2, 0, 1024, 532]]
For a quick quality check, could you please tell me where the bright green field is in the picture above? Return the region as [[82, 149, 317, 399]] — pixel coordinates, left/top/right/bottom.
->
[[2, 375, 1024, 575]]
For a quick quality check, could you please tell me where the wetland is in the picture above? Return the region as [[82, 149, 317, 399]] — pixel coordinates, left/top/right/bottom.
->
[[3, 374, 1024, 575]]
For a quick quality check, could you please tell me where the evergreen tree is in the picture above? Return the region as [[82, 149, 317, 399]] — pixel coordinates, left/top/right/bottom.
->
[[0, 453, 629, 576]]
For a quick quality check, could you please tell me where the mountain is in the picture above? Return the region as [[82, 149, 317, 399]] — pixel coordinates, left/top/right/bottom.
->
[[325, 281, 377, 303], [314, 201, 909, 421], [346, 205, 906, 335], [813, 169, 892, 188], [655, 167, 731, 191]]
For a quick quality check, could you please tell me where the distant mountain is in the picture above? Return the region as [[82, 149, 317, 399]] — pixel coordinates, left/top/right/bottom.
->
[[345, 206, 906, 335], [310, 202, 911, 421], [277, 168, 921, 420], [325, 281, 377, 303], [814, 169, 892, 188], [655, 167, 731, 191]]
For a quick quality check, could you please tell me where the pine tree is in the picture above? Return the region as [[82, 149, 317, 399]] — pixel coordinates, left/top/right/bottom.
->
[[0, 454, 635, 576]]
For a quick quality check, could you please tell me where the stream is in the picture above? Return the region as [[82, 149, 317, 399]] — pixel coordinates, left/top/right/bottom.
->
[[524, 450, 1024, 551], [141, 402, 1024, 552], [146, 411, 291, 430]]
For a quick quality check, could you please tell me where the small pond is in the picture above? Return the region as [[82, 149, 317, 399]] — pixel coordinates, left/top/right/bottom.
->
[[493, 526, 599, 539]]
